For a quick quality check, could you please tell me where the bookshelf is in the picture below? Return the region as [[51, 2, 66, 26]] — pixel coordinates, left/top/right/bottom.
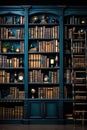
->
[[27, 10, 61, 122], [64, 10, 87, 125], [0, 5, 87, 125], [0, 7, 25, 122], [28, 13, 60, 98]]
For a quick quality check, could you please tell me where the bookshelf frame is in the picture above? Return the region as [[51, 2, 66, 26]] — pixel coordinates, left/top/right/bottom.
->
[[0, 5, 87, 125]]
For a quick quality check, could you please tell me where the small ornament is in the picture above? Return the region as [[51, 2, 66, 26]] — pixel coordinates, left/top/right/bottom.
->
[[44, 75, 49, 83], [51, 18, 57, 23], [40, 15, 47, 24], [15, 48, 20, 52], [9, 59, 12, 67], [31, 88, 36, 93], [9, 29, 14, 37], [50, 58, 54, 67], [19, 57, 23, 67], [55, 56, 58, 67], [14, 72, 18, 83], [31, 88, 36, 98], [81, 19, 86, 24], [18, 72, 24, 82], [32, 16, 39, 23], [10, 45, 14, 52]]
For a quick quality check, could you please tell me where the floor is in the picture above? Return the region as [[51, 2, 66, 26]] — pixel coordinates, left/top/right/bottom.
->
[[0, 124, 86, 130]]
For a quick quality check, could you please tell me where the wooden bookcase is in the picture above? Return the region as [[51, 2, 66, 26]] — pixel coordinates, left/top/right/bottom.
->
[[0, 5, 87, 125], [64, 7, 87, 125]]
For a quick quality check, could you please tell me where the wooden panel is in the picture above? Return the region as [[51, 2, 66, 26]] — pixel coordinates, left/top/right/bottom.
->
[[45, 101, 58, 118], [30, 102, 42, 118]]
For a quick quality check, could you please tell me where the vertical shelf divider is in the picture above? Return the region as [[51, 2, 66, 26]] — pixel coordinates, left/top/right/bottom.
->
[[58, 8, 64, 122], [24, 7, 29, 120]]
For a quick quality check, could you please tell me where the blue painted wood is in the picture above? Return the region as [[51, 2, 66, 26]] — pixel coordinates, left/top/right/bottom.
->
[[24, 8, 28, 98], [58, 8, 64, 119], [0, 5, 87, 125]]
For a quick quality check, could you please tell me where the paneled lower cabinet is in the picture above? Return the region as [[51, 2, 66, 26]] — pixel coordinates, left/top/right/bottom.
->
[[0, 5, 87, 125]]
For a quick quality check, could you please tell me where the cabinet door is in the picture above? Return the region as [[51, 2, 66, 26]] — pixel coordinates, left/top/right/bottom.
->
[[44, 100, 59, 118], [28, 100, 42, 118], [27, 99, 59, 119]]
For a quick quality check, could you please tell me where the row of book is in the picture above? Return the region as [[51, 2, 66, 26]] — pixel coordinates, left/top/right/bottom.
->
[[0, 70, 24, 83], [65, 111, 87, 120], [29, 26, 59, 39], [64, 69, 86, 84], [74, 95, 87, 100], [29, 54, 59, 68], [65, 16, 87, 24], [64, 26, 86, 39], [0, 106, 23, 119], [71, 42, 85, 53], [0, 55, 23, 68], [65, 43, 85, 54], [38, 86, 59, 99], [64, 85, 72, 98], [0, 87, 25, 99], [72, 56, 85, 68], [0, 15, 24, 24], [29, 40, 59, 52], [0, 86, 59, 99], [29, 70, 59, 83], [64, 85, 87, 99], [0, 27, 24, 39], [64, 69, 72, 83]]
